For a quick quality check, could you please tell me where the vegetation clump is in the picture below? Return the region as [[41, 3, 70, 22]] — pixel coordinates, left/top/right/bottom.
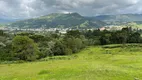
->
[[0, 27, 142, 61]]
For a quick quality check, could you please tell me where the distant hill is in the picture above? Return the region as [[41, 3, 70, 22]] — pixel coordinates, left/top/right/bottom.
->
[[9, 13, 106, 29], [94, 14, 142, 25], [9, 13, 142, 28], [95, 14, 142, 22], [0, 18, 20, 24]]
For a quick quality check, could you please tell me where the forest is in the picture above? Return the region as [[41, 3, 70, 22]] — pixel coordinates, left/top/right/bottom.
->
[[0, 27, 142, 61]]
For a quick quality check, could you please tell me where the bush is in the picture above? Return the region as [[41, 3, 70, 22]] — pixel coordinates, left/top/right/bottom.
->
[[38, 70, 50, 75], [12, 36, 40, 61]]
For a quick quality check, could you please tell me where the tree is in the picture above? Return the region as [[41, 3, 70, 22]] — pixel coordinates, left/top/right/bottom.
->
[[12, 36, 40, 61], [0, 30, 4, 36], [66, 30, 81, 38], [100, 33, 111, 45], [128, 32, 141, 43], [110, 31, 127, 44], [64, 36, 83, 53], [52, 41, 65, 55], [64, 48, 72, 55], [92, 29, 101, 36], [85, 30, 93, 38]]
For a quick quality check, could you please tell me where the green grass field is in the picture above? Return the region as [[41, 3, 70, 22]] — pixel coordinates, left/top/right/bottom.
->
[[0, 44, 142, 80]]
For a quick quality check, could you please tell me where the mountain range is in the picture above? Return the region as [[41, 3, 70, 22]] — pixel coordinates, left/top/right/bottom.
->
[[8, 13, 106, 29], [95, 14, 142, 22], [5, 13, 142, 28]]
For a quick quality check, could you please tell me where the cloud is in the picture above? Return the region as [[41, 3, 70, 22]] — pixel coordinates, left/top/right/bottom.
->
[[0, 0, 141, 19]]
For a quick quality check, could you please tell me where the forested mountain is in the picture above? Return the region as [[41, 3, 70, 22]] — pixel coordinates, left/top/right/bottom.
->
[[9, 13, 106, 28], [7, 13, 142, 28], [93, 14, 142, 25]]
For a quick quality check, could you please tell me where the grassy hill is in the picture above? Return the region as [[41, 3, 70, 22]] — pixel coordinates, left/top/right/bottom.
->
[[0, 44, 142, 80], [9, 13, 106, 29]]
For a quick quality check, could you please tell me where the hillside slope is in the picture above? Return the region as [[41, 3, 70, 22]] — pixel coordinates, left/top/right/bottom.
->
[[94, 14, 142, 25], [9, 13, 106, 29], [95, 14, 142, 22], [0, 44, 142, 80]]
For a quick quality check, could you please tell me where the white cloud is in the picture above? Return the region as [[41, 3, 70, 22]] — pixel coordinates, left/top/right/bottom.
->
[[0, 0, 141, 19]]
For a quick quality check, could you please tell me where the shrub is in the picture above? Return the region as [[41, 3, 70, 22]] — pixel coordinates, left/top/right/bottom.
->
[[38, 70, 50, 75], [12, 36, 40, 61]]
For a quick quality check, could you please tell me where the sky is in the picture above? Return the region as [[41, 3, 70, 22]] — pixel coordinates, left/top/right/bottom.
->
[[0, 0, 142, 19]]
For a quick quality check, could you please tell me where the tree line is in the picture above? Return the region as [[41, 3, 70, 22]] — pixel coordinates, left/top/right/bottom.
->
[[0, 27, 142, 61]]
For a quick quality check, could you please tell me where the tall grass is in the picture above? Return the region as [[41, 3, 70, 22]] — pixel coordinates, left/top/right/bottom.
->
[[0, 44, 142, 80]]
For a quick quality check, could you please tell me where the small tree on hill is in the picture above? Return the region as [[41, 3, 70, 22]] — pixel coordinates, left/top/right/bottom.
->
[[12, 36, 39, 61]]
